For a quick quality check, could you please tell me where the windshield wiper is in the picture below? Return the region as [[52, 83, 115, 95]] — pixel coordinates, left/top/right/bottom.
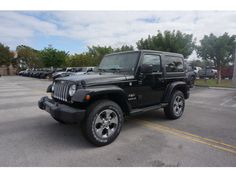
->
[[98, 68, 106, 72], [98, 68, 121, 72], [107, 68, 121, 72]]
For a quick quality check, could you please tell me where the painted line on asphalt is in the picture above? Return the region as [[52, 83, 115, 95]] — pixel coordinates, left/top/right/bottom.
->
[[0, 89, 31, 93], [220, 96, 236, 107], [134, 119, 236, 155]]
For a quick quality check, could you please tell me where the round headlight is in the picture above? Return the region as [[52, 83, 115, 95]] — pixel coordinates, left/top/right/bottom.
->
[[51, 82, 55, 92], [69, 84, 76, 96]]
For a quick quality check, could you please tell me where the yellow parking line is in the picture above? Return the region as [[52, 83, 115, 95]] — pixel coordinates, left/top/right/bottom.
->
[[134, 119, 236, 155]]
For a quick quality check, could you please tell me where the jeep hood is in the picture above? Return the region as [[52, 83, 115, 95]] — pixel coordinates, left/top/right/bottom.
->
[[56, 72, 133, 86]]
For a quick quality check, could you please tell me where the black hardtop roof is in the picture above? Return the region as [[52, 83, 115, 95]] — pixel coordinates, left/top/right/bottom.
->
[[105, 50, 184, 58]]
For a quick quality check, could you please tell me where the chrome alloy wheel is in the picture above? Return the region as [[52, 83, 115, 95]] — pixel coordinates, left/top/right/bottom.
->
[[93, 109, 119, 139], [173, 95, 184, 116]]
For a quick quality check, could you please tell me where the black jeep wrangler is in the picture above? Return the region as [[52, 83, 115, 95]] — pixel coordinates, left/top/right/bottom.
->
[[38, 50, 190, 146]]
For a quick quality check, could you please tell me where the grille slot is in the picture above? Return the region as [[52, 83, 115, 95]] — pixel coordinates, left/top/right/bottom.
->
[[53, 81, 71, 102]]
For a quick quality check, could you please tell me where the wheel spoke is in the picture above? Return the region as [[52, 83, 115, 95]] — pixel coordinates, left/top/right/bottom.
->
[[96, 127, 104, 137], [107, 127, 115, 136], [110, 116, 118, 124], [95, 115, 103, 124], [104, 109, 114, 120], [175, 96, 179, 103], [179, 101, 183, 107], [174, 100, 178, 106], [178, 98, 182, 104]]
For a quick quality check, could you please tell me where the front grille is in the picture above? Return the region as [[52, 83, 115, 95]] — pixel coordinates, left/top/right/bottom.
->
[[53, 81, 71, 102]]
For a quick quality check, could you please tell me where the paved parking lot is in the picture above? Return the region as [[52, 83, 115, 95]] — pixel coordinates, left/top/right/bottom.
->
[[0, 76, 236, 166]]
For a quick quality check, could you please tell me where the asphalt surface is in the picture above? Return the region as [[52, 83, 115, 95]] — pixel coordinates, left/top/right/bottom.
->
[[0, 76, 236, 167]]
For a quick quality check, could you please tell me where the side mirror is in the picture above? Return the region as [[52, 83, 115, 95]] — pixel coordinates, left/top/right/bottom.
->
[[140, 64, 153, 74]]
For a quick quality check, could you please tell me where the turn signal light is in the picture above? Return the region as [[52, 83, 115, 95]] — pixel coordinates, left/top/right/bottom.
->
[[85, 95, 91, 101]]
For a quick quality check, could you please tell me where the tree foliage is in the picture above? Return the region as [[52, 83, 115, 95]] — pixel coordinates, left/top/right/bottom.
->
[[39, 46, 68, 68], [113, 45, 134, 52], [196, 33, 236, 83], [66, 53, 95, 67], [16, 45, 41, 69], [66, 45, 134, 67], [189, 59, 214, 68], [0, 43, 14, 66], [87, 45, 114, 65], [136, 30, 196, 58]]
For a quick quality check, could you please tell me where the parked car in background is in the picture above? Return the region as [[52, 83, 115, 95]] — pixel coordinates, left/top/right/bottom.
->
[[198, 67, 218, 79], [18, 70, 25, 76], [39, 68, 64, 79], [221, 66, 234, 79], [193, 66, 202, 76]]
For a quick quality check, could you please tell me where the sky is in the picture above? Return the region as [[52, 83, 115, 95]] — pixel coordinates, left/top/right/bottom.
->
[[0, 11, 236, 59]]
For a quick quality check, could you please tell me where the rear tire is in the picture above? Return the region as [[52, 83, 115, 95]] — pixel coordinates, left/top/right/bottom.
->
[[82, 100, 124, 146], [164, 90, 185, 120]]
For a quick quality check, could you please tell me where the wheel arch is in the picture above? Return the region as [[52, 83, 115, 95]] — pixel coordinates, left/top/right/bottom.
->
[[162, 81, 189, 103], [72, 86, 131, 115]]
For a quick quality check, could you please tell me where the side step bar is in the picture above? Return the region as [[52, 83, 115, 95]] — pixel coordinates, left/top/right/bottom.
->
[[130, 103, 168, 116]]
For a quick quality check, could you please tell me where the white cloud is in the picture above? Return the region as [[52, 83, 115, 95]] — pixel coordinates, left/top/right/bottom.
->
[[0, 11, 236, 58]]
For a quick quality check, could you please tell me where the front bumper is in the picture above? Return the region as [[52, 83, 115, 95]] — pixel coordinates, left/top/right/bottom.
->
[[38, 96, 86, 123]]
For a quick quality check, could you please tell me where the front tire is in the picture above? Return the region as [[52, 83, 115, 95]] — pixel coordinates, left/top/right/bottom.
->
[[82, 100, 124, 146], [164, 90, 185, 120]]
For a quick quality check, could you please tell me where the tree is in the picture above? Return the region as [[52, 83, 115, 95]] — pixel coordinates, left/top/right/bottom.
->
[[0, 43, 14, 74], [16, 45, 41, 69], [39, 46, 68, 68], [0, 43, 13, 66], [189, 59, 214, 68], [87, 45, 113, 65], [66, 53, 94, 67], [136, 30, 196, 58], [196, 33, 236, 84], [66, 45, 135, 67], [114, 45, 134, 52]]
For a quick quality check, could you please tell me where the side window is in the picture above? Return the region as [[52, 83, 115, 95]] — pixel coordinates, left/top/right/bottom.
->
[[143, 54, 161, 72], [165, 56, 184, 72]]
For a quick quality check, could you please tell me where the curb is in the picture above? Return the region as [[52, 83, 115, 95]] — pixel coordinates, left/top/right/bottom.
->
[[209, 87, 236, 91], [195, 85, 236, 91]]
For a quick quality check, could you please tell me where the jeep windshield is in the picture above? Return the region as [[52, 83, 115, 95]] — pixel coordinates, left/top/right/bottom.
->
[[98, 52, 140, 74]]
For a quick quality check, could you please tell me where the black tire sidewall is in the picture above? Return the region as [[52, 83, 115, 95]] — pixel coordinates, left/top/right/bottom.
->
[[165, 91, 185, 119], [84, 100, 124, 146]]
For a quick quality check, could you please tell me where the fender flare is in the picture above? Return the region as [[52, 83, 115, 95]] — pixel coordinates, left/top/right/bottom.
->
[[46, 84, 52, 93], [162, 81, 189, 103], [71, 85, 128, 103]]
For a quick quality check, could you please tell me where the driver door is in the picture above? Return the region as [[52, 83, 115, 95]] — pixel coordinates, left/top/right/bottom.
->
[[137, 54, 164, 107]]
